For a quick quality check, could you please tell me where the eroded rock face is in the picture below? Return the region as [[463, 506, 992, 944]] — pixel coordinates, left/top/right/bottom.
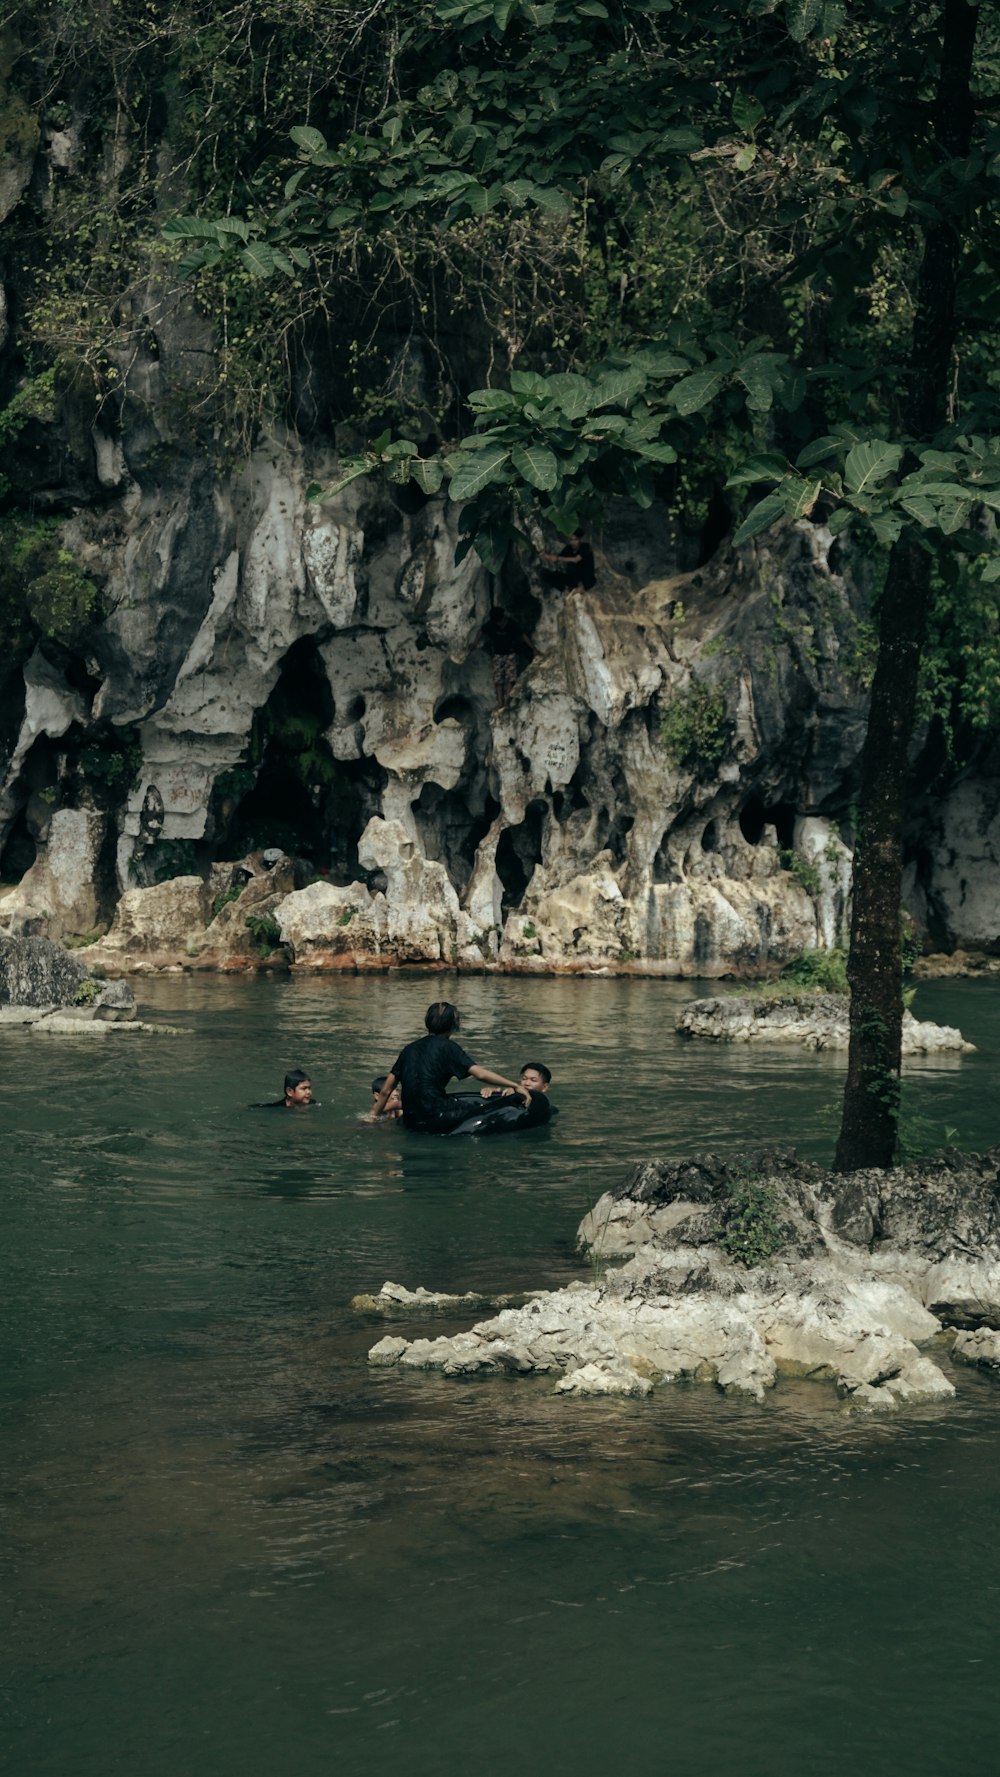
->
[[366, 1149, 1000, 1410], [0, 420, 996, 970]]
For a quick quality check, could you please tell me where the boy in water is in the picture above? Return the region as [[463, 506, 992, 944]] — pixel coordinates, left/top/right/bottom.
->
[[371, 1075, 403, 1119], [480, 1061, 552, 1099], [254, 1068, 316, 1109]]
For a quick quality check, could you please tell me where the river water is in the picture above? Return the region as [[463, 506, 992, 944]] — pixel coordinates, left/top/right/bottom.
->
[[3, 975, 999, 1775]]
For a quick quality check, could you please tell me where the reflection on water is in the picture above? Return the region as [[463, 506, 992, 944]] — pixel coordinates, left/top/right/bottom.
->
[[3, 974, 999, 1776]]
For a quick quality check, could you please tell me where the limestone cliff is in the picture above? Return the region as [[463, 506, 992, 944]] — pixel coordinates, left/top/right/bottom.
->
[[0, 423, 993, 971]]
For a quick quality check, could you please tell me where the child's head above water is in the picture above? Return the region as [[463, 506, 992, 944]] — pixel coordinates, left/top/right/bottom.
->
[[371, 1075, 403, 1116], [520, 1062, 551, 1093], [283, 1068, 313, 1106]]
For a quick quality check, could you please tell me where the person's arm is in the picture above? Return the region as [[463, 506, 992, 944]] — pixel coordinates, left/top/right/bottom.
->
[[468, 1063, 531, 1106], [370, 1072, 398, 1120]]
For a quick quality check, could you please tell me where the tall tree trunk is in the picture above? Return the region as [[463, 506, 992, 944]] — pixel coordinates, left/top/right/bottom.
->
[[834, 0, 979, 1172]]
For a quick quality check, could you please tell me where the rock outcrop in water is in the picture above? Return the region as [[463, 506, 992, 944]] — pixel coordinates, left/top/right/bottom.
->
[[0, 934, 180, 1034], [676, 993, 974, 1054], [367, 1148, 1000, 1410]]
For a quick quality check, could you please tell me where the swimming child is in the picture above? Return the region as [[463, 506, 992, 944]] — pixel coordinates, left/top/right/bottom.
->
[[371, 1075, 403, 1119], [253, 1068, 316, 1109]]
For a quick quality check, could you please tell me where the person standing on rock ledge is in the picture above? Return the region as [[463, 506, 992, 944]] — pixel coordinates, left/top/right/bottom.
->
[[370, 1002, 530, 1133]]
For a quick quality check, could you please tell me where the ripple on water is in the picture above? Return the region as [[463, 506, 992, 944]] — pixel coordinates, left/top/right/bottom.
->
[[3, 974, 1000, 1777]]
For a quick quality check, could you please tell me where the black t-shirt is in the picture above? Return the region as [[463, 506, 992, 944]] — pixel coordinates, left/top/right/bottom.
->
[[391, 1034, 476, 1119], [558, 541, 596, 590], [251, 1100, 319, 1109]]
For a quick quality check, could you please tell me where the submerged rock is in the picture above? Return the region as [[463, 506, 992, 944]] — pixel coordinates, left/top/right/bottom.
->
[[676, 993, 974, 1055], [368, 1148, 1000, 1411]]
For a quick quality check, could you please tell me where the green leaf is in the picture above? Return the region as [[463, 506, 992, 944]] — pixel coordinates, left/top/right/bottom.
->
[[726, 453, 789, 488], [733, 491, 786, 545], [511, 444, 560, 490], [633, 440, 678, 464], [321, 458, 376, 497], [826, 506, 854, 536], [936, 501, 972, 535], [670, 370, 724, 416], [410, 457, 445, 495], [785, 0, 823, 39], [240, 242, 276, 277], [510, 369, 549, 397], [897, 494, 938, 526], [543, 374, 594, 419], [177, 244, 222, 275], [468, 388, 517, 413], [733, 92, 765, 133], [869, 510, 903, 545], [447, 448, 512, 500], [592, 368, 645, 408], [290, 125, 327, 155], [795, 435, 842, 470], [844, 441, 902, 494], [326, 206, 360, 228], [162, 215, 226, 241], [781, 477, 822, 519], [734, 144, 758, 172]]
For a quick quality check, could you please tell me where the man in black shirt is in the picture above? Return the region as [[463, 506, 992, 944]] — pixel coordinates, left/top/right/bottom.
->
[[541, 530, 596, 593], [370, 1001, 529, 1133]]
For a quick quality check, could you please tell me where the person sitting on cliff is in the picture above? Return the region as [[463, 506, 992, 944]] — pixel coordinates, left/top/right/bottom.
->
[[540, 530, 596, 594], [370, 1001, 530, 1133], [253, 1068, 316, 1109], [370, 1075, 403, 1119]]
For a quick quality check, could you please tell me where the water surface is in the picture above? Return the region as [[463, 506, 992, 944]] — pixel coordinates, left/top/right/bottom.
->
[[3, 975, 998, 1775]]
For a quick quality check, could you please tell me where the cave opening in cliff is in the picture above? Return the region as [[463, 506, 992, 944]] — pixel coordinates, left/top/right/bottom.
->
[[217, 639, 385, 877], [739, 796, 796, 849], [413, 783, 500, 893], [496, 798, 546, 913], [0, 805, 37, 882]]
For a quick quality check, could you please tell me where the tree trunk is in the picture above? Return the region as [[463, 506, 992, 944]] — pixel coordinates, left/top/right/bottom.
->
[[834, 0, 979, 1171]]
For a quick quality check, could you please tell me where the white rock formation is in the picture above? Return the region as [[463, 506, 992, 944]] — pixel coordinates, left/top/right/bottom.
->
[[676, 993, 974, 1054], [366, 1148, 1000, 1410]]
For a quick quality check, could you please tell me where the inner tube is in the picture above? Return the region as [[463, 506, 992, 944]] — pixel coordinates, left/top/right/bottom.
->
[[446, 1089, 555, 1137]]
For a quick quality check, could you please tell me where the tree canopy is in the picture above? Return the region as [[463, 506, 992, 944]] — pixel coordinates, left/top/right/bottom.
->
[[4, 0, 1000, 1166]]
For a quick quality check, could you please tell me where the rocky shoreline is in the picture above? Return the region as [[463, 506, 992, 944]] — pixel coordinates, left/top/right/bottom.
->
[[364, 1147, 1000, 1411]]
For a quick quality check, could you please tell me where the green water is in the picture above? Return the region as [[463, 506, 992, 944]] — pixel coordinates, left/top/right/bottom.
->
[[3, 975, 999, 1776]]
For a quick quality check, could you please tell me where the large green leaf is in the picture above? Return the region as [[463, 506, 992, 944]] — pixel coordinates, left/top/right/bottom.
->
[[726, 453, 790, 488], [511, 444, 560, 490], [410, 457, 445, 495], [795, 436, 843, 470], [240, 242, 277, 278], [447, 448, 512, 500], [290, 125, 327, 155], [843, 441, 903, 494], [670, 370, 724, 416], [733, 491, 786, 545]]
